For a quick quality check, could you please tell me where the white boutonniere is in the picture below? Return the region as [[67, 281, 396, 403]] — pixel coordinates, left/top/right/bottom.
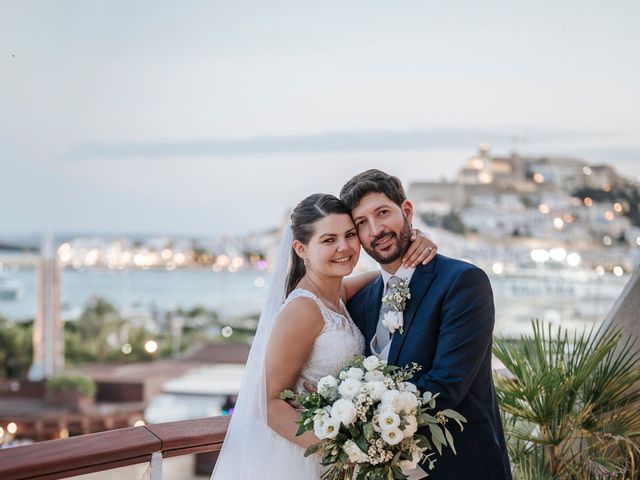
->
[[381, 278, 411, 335]]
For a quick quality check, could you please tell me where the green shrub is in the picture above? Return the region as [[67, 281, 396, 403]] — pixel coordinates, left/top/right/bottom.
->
[[48, 373, 97, 397]]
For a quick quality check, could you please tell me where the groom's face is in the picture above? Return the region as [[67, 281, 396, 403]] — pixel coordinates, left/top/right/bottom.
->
[[351, 192, 414, 266]]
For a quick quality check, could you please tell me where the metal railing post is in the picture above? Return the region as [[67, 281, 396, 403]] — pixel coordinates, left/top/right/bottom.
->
[[150, 451, 163, 480]]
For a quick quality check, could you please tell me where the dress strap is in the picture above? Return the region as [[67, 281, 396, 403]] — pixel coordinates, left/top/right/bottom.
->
[[284, 288, 331, 318]]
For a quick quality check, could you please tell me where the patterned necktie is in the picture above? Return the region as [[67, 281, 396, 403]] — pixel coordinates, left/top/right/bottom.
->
[[375, 275, 401, 351]]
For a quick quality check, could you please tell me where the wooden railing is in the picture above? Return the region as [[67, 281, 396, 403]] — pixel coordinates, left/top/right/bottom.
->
[[0, 416, 230, 480]]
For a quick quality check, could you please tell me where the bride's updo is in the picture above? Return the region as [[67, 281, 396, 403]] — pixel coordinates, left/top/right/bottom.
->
[[286, 193, 351, 296]]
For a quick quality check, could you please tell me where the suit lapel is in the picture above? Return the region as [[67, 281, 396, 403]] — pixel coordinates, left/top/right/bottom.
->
[[388, 259, 438, 365], [365, 276, 384, 353]]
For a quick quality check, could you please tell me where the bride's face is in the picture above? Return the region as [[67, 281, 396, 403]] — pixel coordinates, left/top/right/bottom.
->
[[298, 213, 360, 278]]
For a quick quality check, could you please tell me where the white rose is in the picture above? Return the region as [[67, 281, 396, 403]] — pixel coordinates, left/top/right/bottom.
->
[[381, 390, 401, 411], [399, 381, 417, 393], [317, 375, 338, 397], [364, 370, 385, 382], [381, 427, 403, 445], [382, 311, 402, 333], [362, 355, 380, 371], [402, 415, 418, 438], [342, 440, 369, 464], [318, 375, 337, 389], [347, 367, 364, 380], [366, 381, 387, 401], [322, 418, 341, 439], [338, 378, 362, 399], [378, 411, 401, 431], [398, 391, 419, 413], [313, 415, 328, 439], [331, 399, 357, 426]]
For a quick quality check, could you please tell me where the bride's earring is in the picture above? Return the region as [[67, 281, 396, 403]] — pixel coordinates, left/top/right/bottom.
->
[[303, 258, 308, 267]]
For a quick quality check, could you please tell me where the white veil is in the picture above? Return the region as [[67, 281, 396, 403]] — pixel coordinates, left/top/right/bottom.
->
[[211, 223, 319, 479]]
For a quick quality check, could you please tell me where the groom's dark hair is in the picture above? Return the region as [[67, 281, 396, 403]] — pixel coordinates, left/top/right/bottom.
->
[[339, 169, 407, 211]]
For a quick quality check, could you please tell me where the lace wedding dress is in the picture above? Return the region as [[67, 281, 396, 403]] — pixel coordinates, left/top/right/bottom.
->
[[288, 289, 365, 395], [211, 287, 364, 480], [283, 288, 365, 478]]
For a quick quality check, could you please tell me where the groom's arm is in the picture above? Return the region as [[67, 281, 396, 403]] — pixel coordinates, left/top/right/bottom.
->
[[413, 266, 495, 410], [343, 271, 380, 302]]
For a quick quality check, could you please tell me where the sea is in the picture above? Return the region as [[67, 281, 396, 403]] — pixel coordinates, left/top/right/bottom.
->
[[0, 268, 269, 323], [0, 265, 630, 339]]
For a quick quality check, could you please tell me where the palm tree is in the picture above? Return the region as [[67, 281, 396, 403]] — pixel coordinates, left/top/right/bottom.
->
[[494, 321, 640, 480]]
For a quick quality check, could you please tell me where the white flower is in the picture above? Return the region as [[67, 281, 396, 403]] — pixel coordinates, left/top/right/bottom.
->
[[382, 311, 403, 334], [338, 378, 362, 399], [342, 440, 369, 464], [339, 371, 348, 380], [378, 411, 401, 431], [322, 418, 341, 439], [402, 415, 418, 438], [314, 415, 328, 439], [347, 367, 364, 380], [317, 375, 338, 397], [364, 370, 385, 382], [331, 399, 357, 426], [382, 278, 411, 313], [365, 381, 387, 401], [398, 391, 419, 413], [381, 390, 401, 411], [381, 427, 403, 445], [399, 381, 417, 393], [362, 355, 380, 371]]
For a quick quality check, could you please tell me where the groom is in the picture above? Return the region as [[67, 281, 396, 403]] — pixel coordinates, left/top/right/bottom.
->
[[340, 170, 512, 480]]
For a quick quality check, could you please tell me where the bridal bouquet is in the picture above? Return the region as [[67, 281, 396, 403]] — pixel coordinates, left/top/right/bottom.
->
[[280, 355, 466, 480]]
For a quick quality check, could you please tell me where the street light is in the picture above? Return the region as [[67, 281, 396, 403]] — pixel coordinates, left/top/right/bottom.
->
[[531, 249, 550, 263], [566, 253, 581, 267], [144, 340, 158, 354]]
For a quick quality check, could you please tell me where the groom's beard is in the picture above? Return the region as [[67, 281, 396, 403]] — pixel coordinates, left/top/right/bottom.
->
[[364, 217, 413, 265]]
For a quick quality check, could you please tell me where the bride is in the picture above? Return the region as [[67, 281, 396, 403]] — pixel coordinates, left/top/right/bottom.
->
[[211, 193, 436, 479]]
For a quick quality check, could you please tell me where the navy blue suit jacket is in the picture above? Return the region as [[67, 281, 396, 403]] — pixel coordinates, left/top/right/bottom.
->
[[347, 254, 511, 479]]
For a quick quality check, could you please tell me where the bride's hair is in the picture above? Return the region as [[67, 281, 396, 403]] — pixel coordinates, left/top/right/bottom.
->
[[286, 193, 350, 296]]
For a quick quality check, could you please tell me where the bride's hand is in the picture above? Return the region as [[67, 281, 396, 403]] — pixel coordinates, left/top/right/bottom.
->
[[402, 229, 437, 267], [302, 381, 317, 394]]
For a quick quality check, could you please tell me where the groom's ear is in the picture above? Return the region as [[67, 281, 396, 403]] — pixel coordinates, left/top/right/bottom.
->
[[401, 199, 414, 224]]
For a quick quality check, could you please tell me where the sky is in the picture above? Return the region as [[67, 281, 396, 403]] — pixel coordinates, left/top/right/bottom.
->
[[1, 0, 639, 236]]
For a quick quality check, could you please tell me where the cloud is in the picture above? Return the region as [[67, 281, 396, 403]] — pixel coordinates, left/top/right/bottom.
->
[[63, 128, 613, 161]]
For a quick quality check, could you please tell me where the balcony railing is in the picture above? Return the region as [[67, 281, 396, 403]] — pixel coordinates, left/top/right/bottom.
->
[[0, 416, 230, 480]]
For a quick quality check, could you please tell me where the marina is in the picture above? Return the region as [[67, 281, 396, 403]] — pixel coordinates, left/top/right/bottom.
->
[[0, 261, 628, 339]]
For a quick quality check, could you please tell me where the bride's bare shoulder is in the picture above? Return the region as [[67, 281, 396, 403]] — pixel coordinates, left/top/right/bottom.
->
[[274, 295, 324, 333]]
